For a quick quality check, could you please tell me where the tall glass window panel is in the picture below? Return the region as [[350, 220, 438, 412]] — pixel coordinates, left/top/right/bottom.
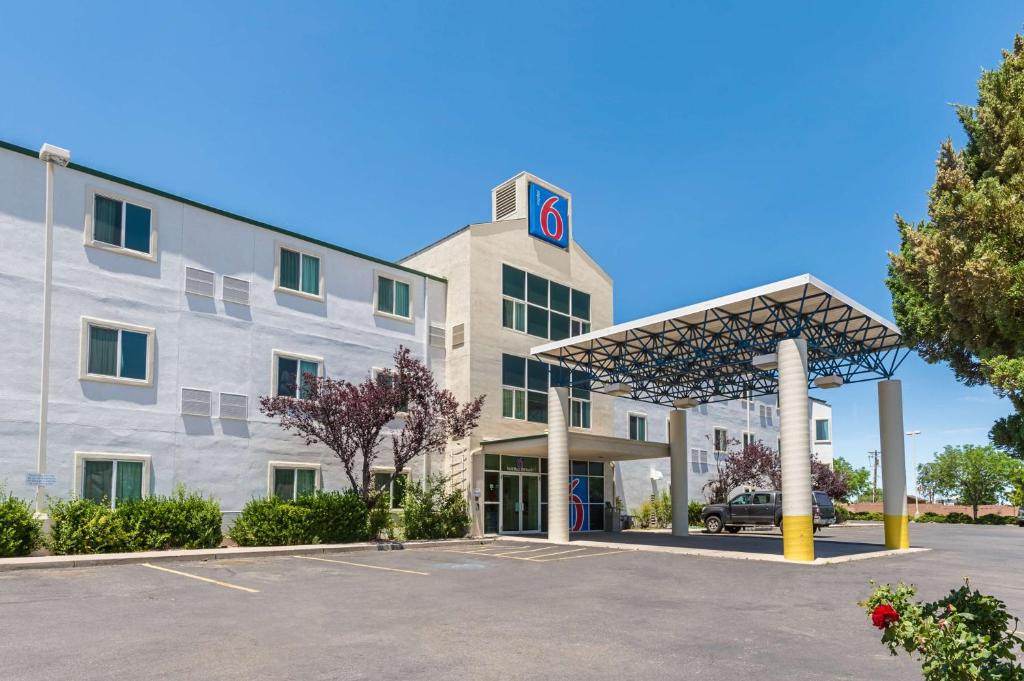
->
[[119, 331, 148, 380], [527, 305, 548, 338], [571, 290, 591, 321], [550, 312, 570, 341], [501, 388, 525, 419], [87, 326, 118, 376], [123, 203, 152, 253], [527, 391, 547, 423], [116, 461, 143, 503], [296, 468, 316, 497], [300, 254, 320, 296], [280, 249, 301, 290], [393, 280, 410, 318], [501, 354, 526, 388], [502, 265, 525, 299], [273, 468, 295, 501], [527, 359, 548, 393], [377, 276, 394, 314], [527, 273, 548, 307], [549, 282, 570, 314], [83, 460, 113, 504], [277, 357, 299, 397], [94, 196, 122, 246], [298, 360, 319, 398], [815, 419, 830, 441]]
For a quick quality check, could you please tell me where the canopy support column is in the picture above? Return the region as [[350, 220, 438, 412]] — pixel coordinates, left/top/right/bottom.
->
[[669, 409, 689, 536], [878, 380, 910, 549], [778, 338, 815, 562], [547, 386, 570, 544]]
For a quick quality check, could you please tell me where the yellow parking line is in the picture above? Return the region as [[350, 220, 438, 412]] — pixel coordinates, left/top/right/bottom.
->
[[141, 563, 259, 593], [531, 550, 631, 562], [525, 547, 588, 560], [294, 555, 429, 576]]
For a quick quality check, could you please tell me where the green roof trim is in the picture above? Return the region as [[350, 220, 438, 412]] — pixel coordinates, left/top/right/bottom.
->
[[0, 139, 446, 283]]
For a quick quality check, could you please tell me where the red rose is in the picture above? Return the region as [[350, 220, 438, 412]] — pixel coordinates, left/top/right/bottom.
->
[[872, 604, 900, 629]]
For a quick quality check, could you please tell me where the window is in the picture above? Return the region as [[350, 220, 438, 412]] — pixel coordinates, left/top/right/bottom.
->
[[815, 419, 831, 442], [277, 246, 321, 298], [270, 463, 319, 501], [730, 493, 753, 505], [759, 404, 774, 427], [752, 492, 772, 505], [376, 274, 412, 319], [628, 414, 647, 441], [568, 459, 605, 531], [714, 428, 728, 453], [743, 432, 755, 448], [691, 448, 709, 474], [273, 351, 323, 398], [501, 354, 548, 423], [76, 453, 150, 508], [566, 369, 591, 429], [80, 318, 154, 385], [90, 193, 155, 258], [500, 264, 590, 340], [373, 471, 408, 508]]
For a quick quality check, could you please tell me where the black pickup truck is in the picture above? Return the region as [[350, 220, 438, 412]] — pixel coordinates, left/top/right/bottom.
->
[[701, 490, 836, 534]]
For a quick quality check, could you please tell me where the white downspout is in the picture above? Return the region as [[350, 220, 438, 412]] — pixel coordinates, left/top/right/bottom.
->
[[35, 143, 71, 518]]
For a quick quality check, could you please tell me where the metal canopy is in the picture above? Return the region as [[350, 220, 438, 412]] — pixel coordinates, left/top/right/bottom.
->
[[531, 274, 909, 405]]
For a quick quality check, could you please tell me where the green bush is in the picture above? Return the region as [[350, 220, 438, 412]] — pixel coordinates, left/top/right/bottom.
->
[[688, 500, 704, 527], [230, 492, 370, 546], [117, 486, 222, 550], [632, 490, 672, 529], [945, 511, 973, 524], [48, 498, 128, 555], [835, 505, 851, 523], [402, 474, 469, 540], [0, 490, 43, 557], [367, 492, 395, 540], [914, 512, 946, 523], [975, 513, 1010, 525], [294, 491, 368, 543]]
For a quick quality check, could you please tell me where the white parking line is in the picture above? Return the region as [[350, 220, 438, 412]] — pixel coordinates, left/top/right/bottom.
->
[[524, 547, 588, 560], [531, 549, 631, 562], [294, 554, 429, 576], [141, 563, 259, 593]]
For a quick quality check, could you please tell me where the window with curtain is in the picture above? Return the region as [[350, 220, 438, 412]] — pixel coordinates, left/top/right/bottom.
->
[[93, 194, 152, 254], [86, 323, 149, 382], [815, 419, 830, 441], [629, 414, 647, 441], [500, 265, 590, 339], [273, 467, 318, 501], [275, 355, 321, 398], [377, 276, 411, 318], [500, 354, 548, 423], [83, 459, 144, 508], [279, 248, 321, 296]]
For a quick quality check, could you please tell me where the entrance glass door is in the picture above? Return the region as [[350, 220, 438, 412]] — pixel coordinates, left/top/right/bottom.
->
[[522, 475, 540, 532], [501, 475, 520, 533], [500, 473, 541, 534]]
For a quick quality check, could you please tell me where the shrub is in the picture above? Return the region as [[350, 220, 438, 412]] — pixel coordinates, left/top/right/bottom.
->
[[230, 492, 370, 546], [229, 497, 313, 546], [367, 492, 395, 540], [0, 490, 43, 557], [402, 474, 469, 540], [48, 498, 128, 555], [633, 491, 672, 529], [835, 505, 851, 524], [914, 512, 946, 524], [975, 513, 1010, 525], [688, 500, 703, 527], [862, 580, 1024, 680], [294, 491, 368, 543], [117, 486, 222, 551], [945, 511, 973, 524]]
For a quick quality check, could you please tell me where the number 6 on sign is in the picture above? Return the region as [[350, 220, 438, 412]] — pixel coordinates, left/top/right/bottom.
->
[[528, 182, 570, 249]]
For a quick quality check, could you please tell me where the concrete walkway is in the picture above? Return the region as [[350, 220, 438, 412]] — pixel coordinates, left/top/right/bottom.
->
[[497, 528, 928, 565]]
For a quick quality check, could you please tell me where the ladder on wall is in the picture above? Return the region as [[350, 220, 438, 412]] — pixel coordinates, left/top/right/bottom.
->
[[448, 445, 469, 492]]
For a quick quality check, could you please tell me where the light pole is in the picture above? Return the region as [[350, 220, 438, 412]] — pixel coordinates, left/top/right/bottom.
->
[[905, 430, 921, 517]]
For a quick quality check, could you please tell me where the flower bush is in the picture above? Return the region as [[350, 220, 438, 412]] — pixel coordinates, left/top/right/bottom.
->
[[0, 490, 43, 557], [862, 580, 1024, 680]]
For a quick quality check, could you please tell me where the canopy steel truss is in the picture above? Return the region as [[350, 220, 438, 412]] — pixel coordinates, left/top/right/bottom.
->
[[532, 274, 910, 405]]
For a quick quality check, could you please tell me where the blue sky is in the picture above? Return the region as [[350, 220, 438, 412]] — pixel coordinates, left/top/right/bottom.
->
[[2, 2, 1022, 479]]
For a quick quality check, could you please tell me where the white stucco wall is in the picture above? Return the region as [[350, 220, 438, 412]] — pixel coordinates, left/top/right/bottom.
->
[[0, 145, 444, 514]]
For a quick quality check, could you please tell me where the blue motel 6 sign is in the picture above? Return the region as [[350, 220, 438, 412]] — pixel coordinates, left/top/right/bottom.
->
[[528, 183, 569, 249]]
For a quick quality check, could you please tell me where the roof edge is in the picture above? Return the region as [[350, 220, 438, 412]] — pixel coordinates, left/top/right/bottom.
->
[[0, 139, 446, 283]]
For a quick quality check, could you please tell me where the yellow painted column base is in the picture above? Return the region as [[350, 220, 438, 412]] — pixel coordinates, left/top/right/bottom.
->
[[782, 515, 815, 561], [884, 514, 910, 549]]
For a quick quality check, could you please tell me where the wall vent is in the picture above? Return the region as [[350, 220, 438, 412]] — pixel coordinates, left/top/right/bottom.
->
[[181, 388, 212, 417], [219, 392, 248, 420], [493, 180, 517, 220], [429, 324, 445, 349], [184, 267, 215, 298], [222, 276, 251, 306], [451, 323, 465, 349]]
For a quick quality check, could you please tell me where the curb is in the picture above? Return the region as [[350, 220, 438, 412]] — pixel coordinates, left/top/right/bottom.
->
[[0, 538, 493, 572]]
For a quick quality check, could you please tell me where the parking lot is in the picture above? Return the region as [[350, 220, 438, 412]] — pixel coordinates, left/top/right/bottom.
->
[[2, 523, 1022, 681]]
